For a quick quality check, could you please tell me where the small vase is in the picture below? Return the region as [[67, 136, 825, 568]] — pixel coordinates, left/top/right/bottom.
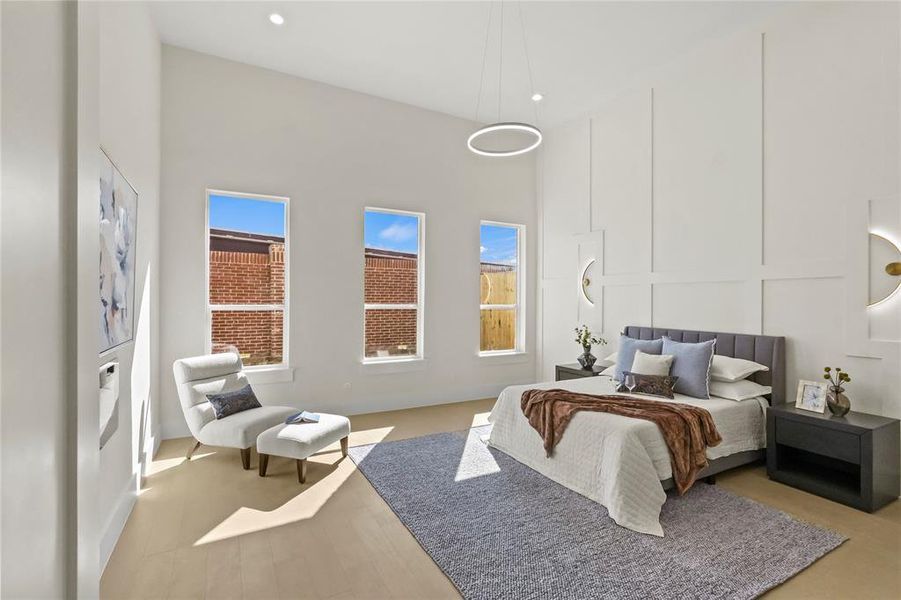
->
[[826, 386, 851, 417], [577, 347, 596, 370]]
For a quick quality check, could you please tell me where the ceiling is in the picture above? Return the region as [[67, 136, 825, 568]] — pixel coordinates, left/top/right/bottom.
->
[[150, 1, 787, 128]]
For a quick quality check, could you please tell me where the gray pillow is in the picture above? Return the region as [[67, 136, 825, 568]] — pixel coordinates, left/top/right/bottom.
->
[[662, 336, 716, 399], [206, 384, 262, 419], [614, 335, 664, 382]]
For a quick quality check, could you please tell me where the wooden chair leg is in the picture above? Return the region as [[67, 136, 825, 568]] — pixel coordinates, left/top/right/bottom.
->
[[340, 436, 348, 458], [186, 440, 201, 460], [240, 447, 251, 470], [296, 459, 307, 483], [259, 453, 269, 477]]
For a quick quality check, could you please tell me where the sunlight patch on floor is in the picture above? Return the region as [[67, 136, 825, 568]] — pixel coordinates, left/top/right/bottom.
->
[[471, 411, 492, 428], [347, 425, 395, 446], [145, 451, 216, 476], [190, 424, 397, 547], [454, 430, 499, 482], [193, 455, 357, 546]]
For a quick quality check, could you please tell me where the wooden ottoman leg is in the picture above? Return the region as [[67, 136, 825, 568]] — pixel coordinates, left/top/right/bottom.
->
[[341, 436, 348, 458], [259, 453, 269, 477], [240, 447, 251, 470], [296, 459, 307, 484]]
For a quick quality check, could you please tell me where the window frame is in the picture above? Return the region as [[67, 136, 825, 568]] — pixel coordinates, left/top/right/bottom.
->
[[204, 189, 290, 371], [479, 220, 526, 357], [362, 207, 426, 364]]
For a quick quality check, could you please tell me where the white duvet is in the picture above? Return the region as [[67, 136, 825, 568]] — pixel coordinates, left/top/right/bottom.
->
[[488, 376, 767, 536]]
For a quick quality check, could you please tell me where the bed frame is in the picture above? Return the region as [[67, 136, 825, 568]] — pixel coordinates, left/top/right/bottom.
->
[[621, 325, 786, 490]]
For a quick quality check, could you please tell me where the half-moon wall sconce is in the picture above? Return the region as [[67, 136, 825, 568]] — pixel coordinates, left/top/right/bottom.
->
[[581, 259, 596, 305], [868, 232, 901, 308]]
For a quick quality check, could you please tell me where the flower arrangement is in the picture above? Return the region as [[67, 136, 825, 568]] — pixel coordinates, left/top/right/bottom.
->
[[823, 366, 851, 389], [823, 366, 852, 416], [573, 325, 606, 369], [574, 325, 606, 351]]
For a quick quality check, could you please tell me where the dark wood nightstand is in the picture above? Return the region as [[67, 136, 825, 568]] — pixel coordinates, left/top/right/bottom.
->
[[767, 404, 900, 512], [555, 363, 606, 381]]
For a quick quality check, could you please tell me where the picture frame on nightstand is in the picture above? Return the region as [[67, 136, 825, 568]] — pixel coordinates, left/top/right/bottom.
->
[[795, 380, 827, 413]]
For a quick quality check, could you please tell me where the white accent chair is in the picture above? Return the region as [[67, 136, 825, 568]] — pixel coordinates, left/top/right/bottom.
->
[[172, 352, 296, 469]]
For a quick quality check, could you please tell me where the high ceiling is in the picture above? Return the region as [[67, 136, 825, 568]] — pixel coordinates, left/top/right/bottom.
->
[[150, 1, 786, 128]]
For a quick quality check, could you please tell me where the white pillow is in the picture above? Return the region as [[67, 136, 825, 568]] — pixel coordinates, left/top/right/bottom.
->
[[600, 364, 617, 378], [709, 379, 772, 401], [630, 350, 673, 377], [710, 355, 769, 383]]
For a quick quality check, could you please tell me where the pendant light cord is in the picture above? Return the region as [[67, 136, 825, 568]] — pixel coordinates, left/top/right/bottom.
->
[[470, 0, 542, 148], [518, 1, 539, 125], [474, 3, 493, 123], [497, 1, 504, 123]]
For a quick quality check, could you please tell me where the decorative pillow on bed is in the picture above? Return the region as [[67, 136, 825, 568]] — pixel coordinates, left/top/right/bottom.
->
[[709, 379, 772, 401], [710, 355, 770, 383], [662, 336, 716, 399], [206, 384, 262, 419], [630, 350, 673, 376], [615, 372, 680, 399], [614, 336, 664, 381]]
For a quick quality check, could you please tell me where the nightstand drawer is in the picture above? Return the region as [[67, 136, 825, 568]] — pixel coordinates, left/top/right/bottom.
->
[[555, 364, 603, 381], [776, 418, 860, 464], [556, 371, 586, 381]]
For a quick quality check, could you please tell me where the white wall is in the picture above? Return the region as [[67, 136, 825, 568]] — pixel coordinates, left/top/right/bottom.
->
[[96, 1, 161, 571], [1, 2, 75, 596], [538, 2, 901, 420], [159, 46, 537, 439]]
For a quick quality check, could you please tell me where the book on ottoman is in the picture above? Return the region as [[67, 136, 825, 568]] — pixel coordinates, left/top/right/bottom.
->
[[285, 411, 320, 425]]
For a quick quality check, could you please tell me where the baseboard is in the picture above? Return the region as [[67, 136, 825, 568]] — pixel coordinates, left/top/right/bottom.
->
[[100, 474, 138, 574]]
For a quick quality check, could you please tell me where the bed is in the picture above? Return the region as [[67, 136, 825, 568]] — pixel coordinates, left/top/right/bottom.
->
[[487, 326, 786, 536]]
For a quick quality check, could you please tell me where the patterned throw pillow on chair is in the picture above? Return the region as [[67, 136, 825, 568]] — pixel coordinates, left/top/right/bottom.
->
[[615, 372, 680, 399], [206, 384, 262, 419]]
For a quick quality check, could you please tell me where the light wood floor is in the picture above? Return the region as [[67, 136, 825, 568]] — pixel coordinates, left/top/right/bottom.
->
[[102, 398, 901, 600]]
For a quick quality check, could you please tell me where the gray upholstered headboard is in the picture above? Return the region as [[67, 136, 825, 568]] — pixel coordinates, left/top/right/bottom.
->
[[623, 326, 786, 405]]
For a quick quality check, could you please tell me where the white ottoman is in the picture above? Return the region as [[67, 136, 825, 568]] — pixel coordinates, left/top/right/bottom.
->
[[256, 414, 351, 483]]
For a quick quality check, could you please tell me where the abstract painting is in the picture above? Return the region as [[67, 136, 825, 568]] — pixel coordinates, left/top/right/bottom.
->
[[100, 150, 138, 354]]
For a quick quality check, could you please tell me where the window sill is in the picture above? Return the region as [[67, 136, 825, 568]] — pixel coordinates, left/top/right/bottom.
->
[[360, 357, 427, 374], [244, 365, 294, 384], [477, 351, 530, 365]]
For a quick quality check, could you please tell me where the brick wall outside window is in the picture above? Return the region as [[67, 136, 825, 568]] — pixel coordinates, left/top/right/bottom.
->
[[209, 242, 420, 362], [210, 242, 285, 365], [364, 251, 418, 357], [210, 239, 516, 362]]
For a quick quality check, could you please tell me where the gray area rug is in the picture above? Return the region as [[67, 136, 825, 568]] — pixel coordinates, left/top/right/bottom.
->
[[349, 426, 845, 600]]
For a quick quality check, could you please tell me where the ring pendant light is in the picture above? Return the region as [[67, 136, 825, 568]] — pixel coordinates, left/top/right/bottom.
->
[[467, 122, 542, 157], [468, 1, 542, 157]]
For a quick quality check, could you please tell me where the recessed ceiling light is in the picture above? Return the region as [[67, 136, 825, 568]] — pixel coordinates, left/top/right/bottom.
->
[[269, 13, 285, 26], [531, 93, 544, 102]]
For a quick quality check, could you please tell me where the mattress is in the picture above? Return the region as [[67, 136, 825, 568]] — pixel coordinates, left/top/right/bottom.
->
[[487, 376, 767, 536]]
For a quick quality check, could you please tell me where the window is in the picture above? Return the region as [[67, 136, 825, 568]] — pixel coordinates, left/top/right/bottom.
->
[[206, 191, 288, 368], [480, 221, 524, 354], [363, 208, 424, 361]]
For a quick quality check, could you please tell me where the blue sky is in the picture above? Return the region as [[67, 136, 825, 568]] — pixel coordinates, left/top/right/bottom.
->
[[210, 199, 516, 264], [481, 224, 518, 265], [364, 210, 420, 253], [209, 194, 285, 237]]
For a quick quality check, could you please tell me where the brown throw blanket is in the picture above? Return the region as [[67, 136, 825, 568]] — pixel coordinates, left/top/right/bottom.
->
[[520, 389, 722, 494]]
